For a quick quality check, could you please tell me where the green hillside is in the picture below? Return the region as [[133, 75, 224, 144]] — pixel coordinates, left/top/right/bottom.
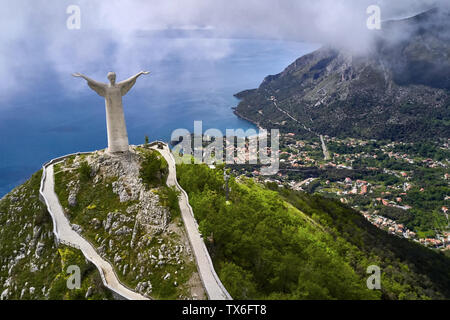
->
[[0, 171, 112, 300], [177, 163, 450, 299], [2, 154, 449, 300]]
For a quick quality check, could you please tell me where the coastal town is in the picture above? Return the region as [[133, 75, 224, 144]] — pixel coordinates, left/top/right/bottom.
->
[[228, 133, 450, 251]]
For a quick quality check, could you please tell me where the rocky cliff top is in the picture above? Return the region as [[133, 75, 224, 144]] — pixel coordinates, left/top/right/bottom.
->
[[53, 146, 206, 299]]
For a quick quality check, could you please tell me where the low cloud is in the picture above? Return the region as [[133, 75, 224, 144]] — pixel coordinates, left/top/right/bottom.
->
[[0, 0, 444, 99]]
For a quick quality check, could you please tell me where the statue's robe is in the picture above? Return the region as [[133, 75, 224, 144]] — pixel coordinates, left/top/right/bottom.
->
[[88, 78, 138, 153]]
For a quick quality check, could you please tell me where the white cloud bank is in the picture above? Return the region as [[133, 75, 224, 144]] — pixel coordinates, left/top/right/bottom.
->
[[0, 0, 443, 98]]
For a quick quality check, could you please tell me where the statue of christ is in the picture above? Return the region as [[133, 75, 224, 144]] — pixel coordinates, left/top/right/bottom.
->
[[72, 71, 150, 153]]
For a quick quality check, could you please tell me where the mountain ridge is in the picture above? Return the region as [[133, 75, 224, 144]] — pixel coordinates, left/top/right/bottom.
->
[[234, 8, 450, 141]]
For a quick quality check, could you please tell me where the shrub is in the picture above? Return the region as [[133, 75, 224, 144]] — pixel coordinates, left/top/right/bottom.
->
[[78, 161, 91, 182], [140, 151, 168, 188], [158, 186, 180, 219]]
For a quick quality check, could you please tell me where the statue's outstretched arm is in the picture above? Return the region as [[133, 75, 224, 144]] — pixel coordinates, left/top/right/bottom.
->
[[72, 73, 107, 97], [118, 71, 150, 96]]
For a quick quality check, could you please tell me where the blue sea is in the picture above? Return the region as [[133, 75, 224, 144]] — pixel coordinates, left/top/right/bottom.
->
[[0, 37, 318, 197]]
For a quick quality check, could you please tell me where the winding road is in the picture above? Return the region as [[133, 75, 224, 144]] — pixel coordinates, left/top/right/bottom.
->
[[39, 143, 232, 300], [270, 97, 331, 161], [320, 135, 331, 161], [41, 164, 147, 300]]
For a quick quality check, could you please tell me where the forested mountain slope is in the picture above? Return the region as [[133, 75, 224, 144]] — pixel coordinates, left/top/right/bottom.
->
[[234, 8, 450, 141], [177, 163, 450, 299]]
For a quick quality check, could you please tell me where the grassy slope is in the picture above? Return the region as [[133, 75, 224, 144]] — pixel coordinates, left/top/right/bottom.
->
[[280, 189, 450, 300], [176, 163, 450, 300], [0, 171, 112, 300]]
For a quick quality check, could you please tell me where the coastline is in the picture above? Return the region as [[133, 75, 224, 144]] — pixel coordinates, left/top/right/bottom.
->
[[232, 107, 263, 130]]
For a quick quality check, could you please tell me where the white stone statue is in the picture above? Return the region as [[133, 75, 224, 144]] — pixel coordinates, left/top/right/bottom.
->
[[72, 71, 150, 153]]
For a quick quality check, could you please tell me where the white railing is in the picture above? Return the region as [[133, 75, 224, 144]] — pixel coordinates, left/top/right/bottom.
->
[[166, 147, 232, 300], [38, 144, 232, 300], [39, 151, 93, 246], [38, 150, 134, 300]]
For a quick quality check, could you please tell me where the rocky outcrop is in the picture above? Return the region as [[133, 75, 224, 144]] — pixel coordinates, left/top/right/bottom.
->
[[66, 180, 80, 207], [81, 149, 171, 236], [54, 147, 205, 299]]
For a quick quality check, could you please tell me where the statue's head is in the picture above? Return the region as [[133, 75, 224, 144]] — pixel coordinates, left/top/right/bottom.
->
[[107, 72, 116, 85]]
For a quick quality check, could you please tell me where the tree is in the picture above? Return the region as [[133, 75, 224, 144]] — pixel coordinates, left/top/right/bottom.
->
[[139, 151, 168, 188], [219, 262, 257, 299], [78, 161, 91, 182]]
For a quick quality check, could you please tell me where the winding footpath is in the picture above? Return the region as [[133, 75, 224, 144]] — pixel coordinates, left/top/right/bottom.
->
[[41, 163, 148, 300], [154, 144, 232, 300], [39, 143, 231, 300]]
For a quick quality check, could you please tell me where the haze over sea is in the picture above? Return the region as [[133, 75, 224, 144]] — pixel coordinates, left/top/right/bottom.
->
[[0, 36, 318, 197]]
